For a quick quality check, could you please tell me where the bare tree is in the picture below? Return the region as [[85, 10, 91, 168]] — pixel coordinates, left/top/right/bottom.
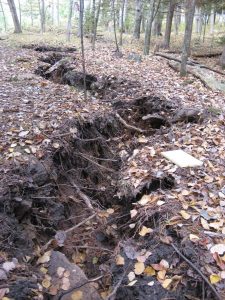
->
[[7, 0, 22, 33], [66, 0, 74, 41], [163, 0, 176, 48], [143, 0, 155, 55], [79, 0, 87, 100], [0, 0, 7, 31], [133, 0, 143, 39], [119, 0, 126, 45], [180, 0, 196, 76]]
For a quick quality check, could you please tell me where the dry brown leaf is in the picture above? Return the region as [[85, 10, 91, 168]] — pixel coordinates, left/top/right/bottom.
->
[[42, 278, 51, 289], [144, 266, 156, 276], [61, 277, 70, 290], [162, 278, 172, 289], [189, 234, 200, 242], [139, 226, 153, 237], [180, 210, 191, 220], [134, 262, 145, 275], [116, 255, 125, 266], [157, 270, 166, 280], [200, 218, 209, 230]]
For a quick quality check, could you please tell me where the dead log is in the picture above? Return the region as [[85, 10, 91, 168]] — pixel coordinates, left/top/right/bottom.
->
[[168, 61, 225, 93], [155, 52, 225, 76], [192, 51, 222, 58]]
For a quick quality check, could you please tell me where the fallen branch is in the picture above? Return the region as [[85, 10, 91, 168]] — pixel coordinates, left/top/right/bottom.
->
[[204, 231, 225, 238], [171, 243, 222, 300], [115, 113, 145, 133], [192, 51, 222, 58]]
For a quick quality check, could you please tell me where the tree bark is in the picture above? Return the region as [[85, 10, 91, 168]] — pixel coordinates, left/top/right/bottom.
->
[[143, 0, 155, 55], [119, 0, 125, 45], [0, 0, 7, 31], [163, 0, 176, 48], [153, 3, 163, 36], [133, 0, 143, 39], [174, 4, 181, 35], [79, 0, 87, 100], [91, 0, 96, 39], [112, 0, 119, 52], [219, 46, 225, 68], [7, 0, 22, 33], [39, 0, 46, 33], [92, 0, 101, 50], [180, 0, 196, 76], [66, 0, 74, 41]]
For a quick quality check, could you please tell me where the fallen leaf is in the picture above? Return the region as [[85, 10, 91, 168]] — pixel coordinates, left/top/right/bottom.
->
[[57, 267, 65, 278], [157, 200, 165, 206], [134, 262, 145, 275], [162, 278, 172, 289], [209, 274, 221, 284], [130, 209, 138, 218], [138, 195, 151, 206], [128, 280, 137, 286], [144, 266, 156, 276], [37, 251, 51, 264], [42, 278, 51, 289], [139, 226, 153, 236], [189, 234, 200, 242], [128, 271, 135, 282], [71, 290, 83, 300], [210, 244, 225, 255], [147, 281, 154, 286], [160, 259, 169, 270], [116, 255, 125, 266], [201, 218, 209, 230], [61, 277, 70, 290], [157, 270, 166, 280], [180, 210, 191, 220]]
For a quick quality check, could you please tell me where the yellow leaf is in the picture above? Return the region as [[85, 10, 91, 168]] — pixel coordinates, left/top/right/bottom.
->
[[162, 278, 172, 289], [40, 267, 48, 274], [189, 234, 200, 242], [200, 218, 209, 230], [134, 262, 145, 275], [144, 266, 156, 276], [37, 251, 51, 264], [210, 274, 221, 284], [42, 278, 51, 289], [157, 270, 166, 280], [116, 255, 125, 266], [180, 210, 191, 220], [71, 290, 83, 300], [139, 226, 153, 237]]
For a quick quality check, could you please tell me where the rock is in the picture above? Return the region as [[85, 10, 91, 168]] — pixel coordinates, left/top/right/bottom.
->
[[26, 158, 52, 186], [127, 52, 142, 63], [172, 108, 202, 123], [48, 251, 102, 300]]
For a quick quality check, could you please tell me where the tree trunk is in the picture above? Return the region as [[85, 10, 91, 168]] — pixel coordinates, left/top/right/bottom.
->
[[143, 0, 155, 55], [112, 0, 119, 52], [18, 0, 21, 26], [153, 3, 163, 36], [210, 5, 214, 35], [92, 0, 101, 50], [119, 0, 125, 45], [163, 0, 176, 48], [0, 0, 7, 31], [219, 46, 225, 68], [180, 0, 196, 76], [174, 4, 181, 35], [133, 0, 143, 39], [79, 0, 87, 100], [7, 0, 22, 33], [39, 0, 46, 33], [91, 0, 95, 39], [29, 0, 34, 26], [66, 0, 74, 41]]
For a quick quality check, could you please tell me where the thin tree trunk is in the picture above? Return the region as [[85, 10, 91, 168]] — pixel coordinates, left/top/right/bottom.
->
[[180, 0, 196, 76], [143, 0, 155, 55], [56, 0, 59, 25], [163, 0, 176, 48], [7, 0, 22, 33], [79, 0, 87, 101], [174, 4, 181, 35], [91, 0, 95, 39], [210, 5, 214, 35], [0, 0, 7, 31], [153, 2, 163, 36], [119, 0, 125, 45], [18, 0, 21, 26], [29, 0, 34, 26], [112, 0, 119, 52], [39, 0, 45, 33], [92, 0, 101, 50], [133, 0, 143, 39], [66, 0, 74, 41]]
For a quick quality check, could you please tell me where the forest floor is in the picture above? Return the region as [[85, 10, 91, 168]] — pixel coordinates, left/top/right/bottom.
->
[[0, 34, 225, 300]]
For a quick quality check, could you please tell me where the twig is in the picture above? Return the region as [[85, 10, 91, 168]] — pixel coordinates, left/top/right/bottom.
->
[[171, 243, 222, 300], [115, 113, 145, 133], [106, 265, 130, 300], [57, 275, 104, 300], [65, 214, 96, 233], [75, 245, 114, 253]]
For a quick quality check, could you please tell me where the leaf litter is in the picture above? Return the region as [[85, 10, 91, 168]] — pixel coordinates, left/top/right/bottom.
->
[[0, 40, 225, 299]]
